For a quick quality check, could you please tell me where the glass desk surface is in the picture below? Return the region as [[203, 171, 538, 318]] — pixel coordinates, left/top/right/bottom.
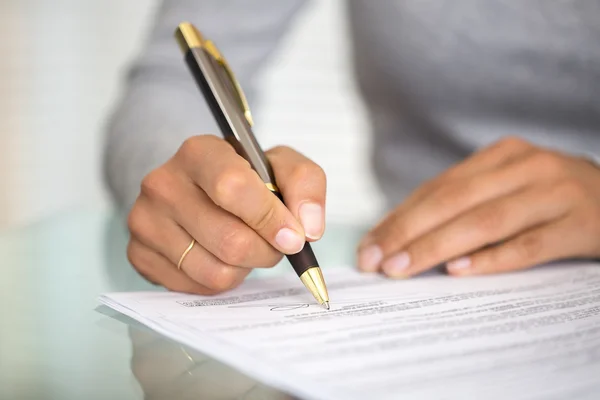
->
[[0, 210, 368, 400]]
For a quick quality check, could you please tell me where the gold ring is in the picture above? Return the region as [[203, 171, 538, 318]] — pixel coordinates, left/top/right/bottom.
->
[[177, 239, 196, 270]]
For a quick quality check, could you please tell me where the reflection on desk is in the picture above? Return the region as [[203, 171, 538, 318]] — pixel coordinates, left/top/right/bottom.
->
[[107, 212, 367, 400], [0, 209, 367, 400], [128, 325, 294, 400]]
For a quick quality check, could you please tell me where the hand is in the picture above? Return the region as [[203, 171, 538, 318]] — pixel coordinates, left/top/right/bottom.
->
[[127, 135, 326, 294], [358, 137, 600, 278]]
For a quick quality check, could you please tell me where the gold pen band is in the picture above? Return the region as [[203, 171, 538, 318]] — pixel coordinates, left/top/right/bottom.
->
[[299, 267, 330, 306], [265, 183, 280, 193]]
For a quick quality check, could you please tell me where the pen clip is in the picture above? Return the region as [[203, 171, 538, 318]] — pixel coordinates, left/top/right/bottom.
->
[[176, 22, 254, 127], [203, 40, 254, 127]]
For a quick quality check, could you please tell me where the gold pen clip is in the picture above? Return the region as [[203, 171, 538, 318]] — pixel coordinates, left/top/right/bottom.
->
[[175, 22, 254, 126]]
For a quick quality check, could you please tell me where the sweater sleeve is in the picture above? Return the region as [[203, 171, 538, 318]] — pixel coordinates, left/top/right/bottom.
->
[[103, 0, 308, 210]]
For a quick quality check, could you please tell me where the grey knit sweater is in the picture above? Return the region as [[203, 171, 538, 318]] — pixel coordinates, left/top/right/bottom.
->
[[104, 0, 600, 210]]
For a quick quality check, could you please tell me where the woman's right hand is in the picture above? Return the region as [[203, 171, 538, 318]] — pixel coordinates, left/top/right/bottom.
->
[[126, 135, 327, 294]]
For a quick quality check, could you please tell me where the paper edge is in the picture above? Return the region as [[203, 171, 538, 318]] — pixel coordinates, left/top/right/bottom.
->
[[97, 295, 347, 400]]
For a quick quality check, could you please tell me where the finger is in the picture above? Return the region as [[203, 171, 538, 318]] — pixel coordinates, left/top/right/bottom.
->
[[380, 186, 570, 278], [179, 239, 251, 293], [358, 156, 542, 272], [444, 136, 534, 179], [173, 135, 305, 254], [176, 188, 282, 268], [127, 238, 217, 295], [267, 146, 327, 240], [140, 169, 281, 267], [359, 138, 535, 253], [391, 137, 535, 218], [446, 219, 583, 276], [128, 200, 251, 292], [379, 148, 577, 256]]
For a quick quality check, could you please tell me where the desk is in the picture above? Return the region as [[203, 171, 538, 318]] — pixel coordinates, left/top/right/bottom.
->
[[0, 210, 366, 400]]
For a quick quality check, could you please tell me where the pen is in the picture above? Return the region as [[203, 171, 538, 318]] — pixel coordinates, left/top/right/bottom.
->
[[174, 22, 330, 310]]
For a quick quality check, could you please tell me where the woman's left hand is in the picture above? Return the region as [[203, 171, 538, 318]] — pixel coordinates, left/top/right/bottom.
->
[[357, 137, 600, 278]]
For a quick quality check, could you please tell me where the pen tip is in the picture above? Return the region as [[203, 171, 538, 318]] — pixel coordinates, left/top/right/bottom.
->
[[323, 301, 330, 310]]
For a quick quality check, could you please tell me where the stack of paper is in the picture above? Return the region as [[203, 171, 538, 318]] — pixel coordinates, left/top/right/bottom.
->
[[100, 263, 600, 400]]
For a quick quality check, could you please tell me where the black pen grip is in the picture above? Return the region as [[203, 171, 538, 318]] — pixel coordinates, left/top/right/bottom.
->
[[286, 242, 319, 277]]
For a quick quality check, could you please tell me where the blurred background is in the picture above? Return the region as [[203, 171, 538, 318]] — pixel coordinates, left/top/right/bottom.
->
[[0, 0, 384, 231]]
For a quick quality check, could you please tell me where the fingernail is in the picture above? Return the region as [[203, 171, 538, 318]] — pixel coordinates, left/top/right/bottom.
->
[[275, 228, 305, 254], [382, 252, 411, 276], [299, 202, 324, 240], [358, 245, 383, 272], [447, 257, 471, 271]]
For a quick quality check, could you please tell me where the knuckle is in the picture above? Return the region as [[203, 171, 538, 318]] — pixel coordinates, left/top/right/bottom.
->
[[165, 281, 217, 296], [178, 135, 228, 168], [379, 220, 411, 253], [414, 176, 444, 199], [263, 252, 285, 268], [268, 145, 292, 156], [515, 233, 544, 261], [206, 266, 243, 292], [497, 136, 530, 151], [251, 203, 278, 233], [126, 241, 139, 267], [313, 164, 327, 185], [126, 242, 158, 284], [139, 272, 160, 286], [474, 204, 506, 234], [427, 179, 470, 213], [179, 135, 210, 157], [217, 228, 252, 265], [418, 240, 443, 264], [439, 180, 469, 204], [526, 151, 567, 177], [390, 224, 412, 246], [140, 168, 178, 206], [290, 161, 322, 184], [212, 168, 249, 207], [127, 204, 148, 239], [553, 179, 587, 201]]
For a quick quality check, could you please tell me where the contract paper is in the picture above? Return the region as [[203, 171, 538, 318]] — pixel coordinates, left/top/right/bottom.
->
[[99, 263, 600, 400]]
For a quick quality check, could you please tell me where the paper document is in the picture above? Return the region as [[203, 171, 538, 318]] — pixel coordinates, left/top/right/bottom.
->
[[100, 263, 600, 400]]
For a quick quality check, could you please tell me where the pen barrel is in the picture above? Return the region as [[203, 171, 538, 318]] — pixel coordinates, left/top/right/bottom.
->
[[287, 242, 320, 277], [183, 48, 277, 186], [183, 50, 232, 140]]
